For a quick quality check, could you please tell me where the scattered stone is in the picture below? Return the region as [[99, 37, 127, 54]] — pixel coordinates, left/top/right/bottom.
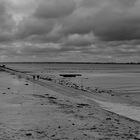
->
[[77, 103, 89, 107], [106, 117, 112, 120], [51, 134, 55, 137], [114, 119, 119, 122], [83, 134, 88, 136], [91, 126, 97, 130], [26, 133, 32, 136], [48, 97, 57, 99]]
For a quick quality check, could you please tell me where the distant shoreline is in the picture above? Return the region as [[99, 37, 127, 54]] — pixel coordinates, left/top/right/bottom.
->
[[0, 62, 140, 65]]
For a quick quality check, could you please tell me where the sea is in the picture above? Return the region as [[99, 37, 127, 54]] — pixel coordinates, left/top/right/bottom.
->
[[4, 62, 140, 94]]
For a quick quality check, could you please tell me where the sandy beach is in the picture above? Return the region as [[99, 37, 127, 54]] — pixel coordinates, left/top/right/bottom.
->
[[1, 0, 140, 138], [0, 66, 140, 140]]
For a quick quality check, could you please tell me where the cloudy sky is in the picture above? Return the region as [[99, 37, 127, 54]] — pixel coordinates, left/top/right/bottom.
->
[[0, 0, 140, 62]]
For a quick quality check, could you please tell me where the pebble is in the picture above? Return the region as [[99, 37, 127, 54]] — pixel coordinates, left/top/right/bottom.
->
[[26, 133, 32, 136]]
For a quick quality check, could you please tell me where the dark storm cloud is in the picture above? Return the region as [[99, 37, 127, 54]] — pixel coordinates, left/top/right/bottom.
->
[[80, 0, 137, 9], [60, 0, 140, 42], [2, 0, 140, 42], [1, 0, 140, 62], [0, 1, 9, 29], [93, 7, 140, 41], [15, 0, 140, 42], [62, 33, 95, 47], [54, 0, 140, 42], [16, 18, 55, 40], [34, 0, 76, 19], [0, 0, 15, 42], [61, 16, 94, 35], [0, 34, 13, 42], [18, 47, 59, 56]]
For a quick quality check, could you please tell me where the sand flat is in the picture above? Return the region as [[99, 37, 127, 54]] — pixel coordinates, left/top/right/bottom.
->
[[0, 71, 140, 139]]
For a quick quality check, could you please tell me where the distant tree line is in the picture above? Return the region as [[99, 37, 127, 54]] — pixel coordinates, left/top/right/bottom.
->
[[0, 62, 140, 65]]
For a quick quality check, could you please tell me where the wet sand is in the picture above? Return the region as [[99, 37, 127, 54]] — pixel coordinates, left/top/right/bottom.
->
[[0, 71, 140, 139], [38, 73, 140, 122]]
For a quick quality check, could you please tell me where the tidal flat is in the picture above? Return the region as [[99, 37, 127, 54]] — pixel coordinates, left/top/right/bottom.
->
[[0, 63, 140, 139]]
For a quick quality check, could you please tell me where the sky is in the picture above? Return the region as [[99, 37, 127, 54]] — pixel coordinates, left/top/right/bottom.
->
[[0, 0, 140, 62]]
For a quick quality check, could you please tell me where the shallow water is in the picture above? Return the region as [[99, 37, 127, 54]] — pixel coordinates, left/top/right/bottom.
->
[[81, 73, 140, 93], [84, 95, 140, 122], [6, 63, 140, 93], [6, 63, 140, 73]]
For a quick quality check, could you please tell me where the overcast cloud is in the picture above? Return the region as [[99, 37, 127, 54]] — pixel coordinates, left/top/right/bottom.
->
[[0, 0, 140, 62]]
